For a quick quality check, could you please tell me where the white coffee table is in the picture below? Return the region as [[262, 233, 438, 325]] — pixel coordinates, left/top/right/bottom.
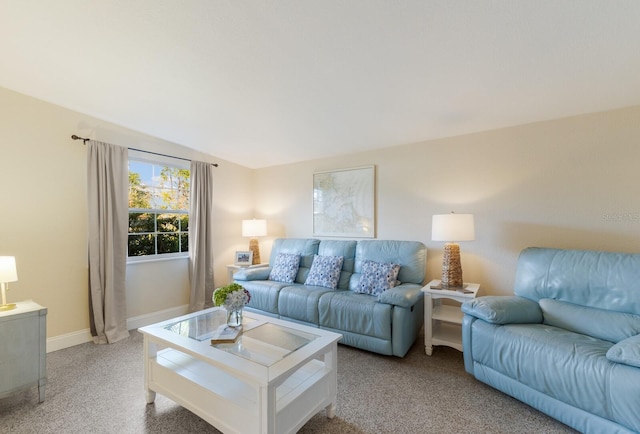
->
[[139, 308, 342, 434]]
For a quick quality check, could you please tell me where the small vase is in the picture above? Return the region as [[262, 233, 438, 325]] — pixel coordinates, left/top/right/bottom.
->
[[226, 307, 243, 328]]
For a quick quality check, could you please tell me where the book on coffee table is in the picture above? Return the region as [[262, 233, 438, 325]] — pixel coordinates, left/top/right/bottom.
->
[[210, 324, 241, 344]]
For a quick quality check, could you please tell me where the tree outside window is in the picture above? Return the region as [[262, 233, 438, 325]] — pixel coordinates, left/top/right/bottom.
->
[[128, 160, 190, 259]]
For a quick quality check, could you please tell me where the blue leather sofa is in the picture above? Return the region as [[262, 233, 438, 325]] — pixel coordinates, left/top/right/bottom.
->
[[233, 238, 426, 357], [462, 247, 640, 433]]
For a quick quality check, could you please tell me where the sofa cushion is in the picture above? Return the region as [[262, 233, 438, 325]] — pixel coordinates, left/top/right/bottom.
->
[[269, 238, 320, 284], [278, 284, 334, 324], [355, 259, 400, 295], [304, 255, 344, 289], [540, 298, 640, 343], [242, 280, 289, 315], [606, 334, 640, 368], [351, 240, 426, 288], [318, 291, 392, 340], [317, 240, 357, 289], [269, 253, 301, 283], [470, 320, 616, 421]]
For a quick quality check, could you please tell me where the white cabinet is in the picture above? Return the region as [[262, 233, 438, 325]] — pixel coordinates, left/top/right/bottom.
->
[[0, 300, 47, 402], [422, 280, 479, 355]]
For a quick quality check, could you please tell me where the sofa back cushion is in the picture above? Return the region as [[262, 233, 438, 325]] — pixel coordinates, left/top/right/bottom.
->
[[317, 240, 357, 289], [269, 238, 320, 284], [540, 298, 640, 343], [514, 247, 640, 315], [350, 240, 426, 290]]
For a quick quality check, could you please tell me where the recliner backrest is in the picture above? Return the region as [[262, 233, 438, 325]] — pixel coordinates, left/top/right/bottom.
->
[[514, 247, 640, 315]]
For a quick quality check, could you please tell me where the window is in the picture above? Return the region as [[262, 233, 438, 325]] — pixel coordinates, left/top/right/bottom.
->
[[128, 157, 190, 259]]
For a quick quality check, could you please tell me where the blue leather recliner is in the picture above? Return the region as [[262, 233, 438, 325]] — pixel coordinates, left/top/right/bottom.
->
[[462, 247, 640, 433]]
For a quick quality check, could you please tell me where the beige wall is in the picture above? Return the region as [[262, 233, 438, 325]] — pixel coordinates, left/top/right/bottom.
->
[[254, 106, 640, 296], [0, 87, 253, 342], [3, 83, 639, 345]]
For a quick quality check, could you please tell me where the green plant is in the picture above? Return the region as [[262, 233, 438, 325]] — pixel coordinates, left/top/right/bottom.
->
[[213, 283, 250, 308]]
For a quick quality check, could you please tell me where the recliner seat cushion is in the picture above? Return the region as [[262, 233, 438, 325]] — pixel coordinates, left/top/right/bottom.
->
[[470, 320, 616, 421], [318, 291, 392, 340], [278, 284, 335, 324], [242, 280, 289, 315]]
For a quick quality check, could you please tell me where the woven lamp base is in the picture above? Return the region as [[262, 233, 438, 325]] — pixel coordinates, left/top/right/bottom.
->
[[441, 242, 463, 288], [249, 238, 261, 265]]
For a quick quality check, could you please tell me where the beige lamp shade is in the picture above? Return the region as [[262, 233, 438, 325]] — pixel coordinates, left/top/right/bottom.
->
[[0, 256, 18, 310], [432, 213, 474, 288], [242, 219, 267, 265], [431, 213, 475, 242], [242, 219, 267, 238], [0, 256, 18, 283]]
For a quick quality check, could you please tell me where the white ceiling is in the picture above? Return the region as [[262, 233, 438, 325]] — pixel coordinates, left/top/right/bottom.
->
[[2, 1, 640, 168]]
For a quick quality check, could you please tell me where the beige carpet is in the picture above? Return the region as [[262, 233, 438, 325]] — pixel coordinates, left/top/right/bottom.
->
[[0, 329, 577, 433]]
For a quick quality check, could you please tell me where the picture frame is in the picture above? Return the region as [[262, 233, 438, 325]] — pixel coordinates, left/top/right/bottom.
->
[[313, 165, 375, 238], [234, 251, 253, 266]]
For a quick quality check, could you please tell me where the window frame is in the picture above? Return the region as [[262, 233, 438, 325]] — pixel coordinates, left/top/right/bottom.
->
[[127, 151, 190, 263]]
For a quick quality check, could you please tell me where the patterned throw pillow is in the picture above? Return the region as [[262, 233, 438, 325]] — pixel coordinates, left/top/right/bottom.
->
[[268, 253, 301, 283], [304, 255, 345, 289], [355, 260, 401, 295]]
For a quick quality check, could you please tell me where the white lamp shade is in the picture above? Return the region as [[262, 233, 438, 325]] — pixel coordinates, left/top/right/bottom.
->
[[0, 256, 18, 282], [432, 213, 475, 242], [242, 219, 267, 237]]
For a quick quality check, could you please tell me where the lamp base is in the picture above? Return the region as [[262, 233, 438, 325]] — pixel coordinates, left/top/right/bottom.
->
[[441, 242, 463, 288], [248, 238, 261, 265], [0, 303, 17, 311]]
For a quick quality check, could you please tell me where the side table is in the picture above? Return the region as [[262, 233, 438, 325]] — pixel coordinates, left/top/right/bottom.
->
[[422, 279, 480, 355], [226, 263, 269, 284], [0, 300, 47, 402]]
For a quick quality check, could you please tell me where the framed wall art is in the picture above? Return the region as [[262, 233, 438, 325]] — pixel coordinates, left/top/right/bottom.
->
[[313, 165, 375, 238]]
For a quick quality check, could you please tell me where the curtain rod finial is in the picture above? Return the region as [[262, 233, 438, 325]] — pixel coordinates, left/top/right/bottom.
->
[[71, 134, 89, 144]]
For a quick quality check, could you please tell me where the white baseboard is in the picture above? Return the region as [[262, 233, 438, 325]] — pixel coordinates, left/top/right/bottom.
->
[[47, 328, 93, 353], [126, 304, 190, 330], [46, 304, 190, 353]]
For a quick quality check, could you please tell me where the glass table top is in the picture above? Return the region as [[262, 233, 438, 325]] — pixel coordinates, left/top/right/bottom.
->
[[163, 309, 319, 367]]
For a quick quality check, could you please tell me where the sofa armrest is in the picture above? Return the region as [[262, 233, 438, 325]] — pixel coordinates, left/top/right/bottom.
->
[[233, 267, 272, 281], [378, 283, 423, 308], [461, 296, 543, 324], [606, 334, 640, 368]]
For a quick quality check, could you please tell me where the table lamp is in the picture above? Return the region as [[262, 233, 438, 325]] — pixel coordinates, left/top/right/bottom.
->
[[0, 256, 18, 311], [431, 213, 475, 289], [242, 219, 267, 265]]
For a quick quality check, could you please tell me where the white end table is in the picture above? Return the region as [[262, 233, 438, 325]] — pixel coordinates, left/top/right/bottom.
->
[[422, 279, 480, 355]]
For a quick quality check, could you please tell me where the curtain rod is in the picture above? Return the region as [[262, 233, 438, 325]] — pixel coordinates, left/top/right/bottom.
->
[[71, 135, 219, 167]]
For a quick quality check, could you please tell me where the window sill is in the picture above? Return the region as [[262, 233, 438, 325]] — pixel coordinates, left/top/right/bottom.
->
[[127, 255, 189, 265]]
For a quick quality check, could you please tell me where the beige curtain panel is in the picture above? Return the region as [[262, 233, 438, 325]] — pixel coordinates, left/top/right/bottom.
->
[[87, 140, 129, 344], [188, 160, 215, 312]]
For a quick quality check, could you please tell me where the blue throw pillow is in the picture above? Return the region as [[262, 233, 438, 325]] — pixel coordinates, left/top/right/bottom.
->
[[268, 253, 301, 283], [355, 260, 401, 295], [304, 255, 344, 289]]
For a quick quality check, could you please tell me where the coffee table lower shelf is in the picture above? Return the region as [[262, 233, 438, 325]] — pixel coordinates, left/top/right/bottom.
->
[[148, 348, 334, 434]]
